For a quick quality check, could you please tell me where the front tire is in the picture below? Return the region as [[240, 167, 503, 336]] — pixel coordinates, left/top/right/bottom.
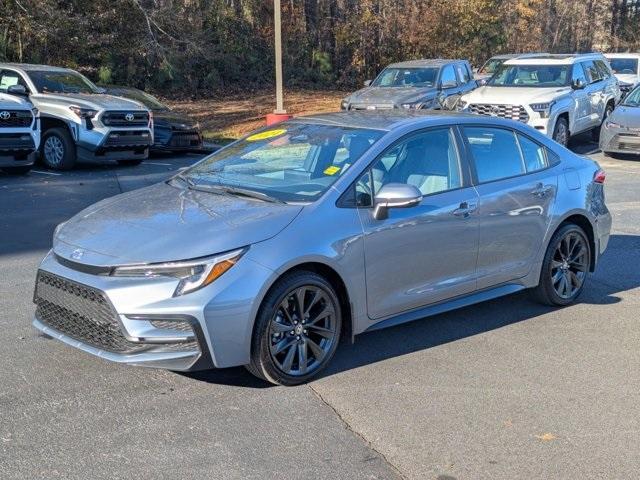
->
[[247, 271, 342, 386], [41, 127, 76, 170], [552, 117, 570, 147], [531, 224, 591, 306]]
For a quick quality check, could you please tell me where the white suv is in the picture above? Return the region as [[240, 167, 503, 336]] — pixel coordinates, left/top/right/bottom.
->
[[604, 53, 640, 97], [459, 54, 621, 146]]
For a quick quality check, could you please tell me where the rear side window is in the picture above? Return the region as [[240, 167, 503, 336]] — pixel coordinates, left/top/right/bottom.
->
[[594, 60, 611, 79], [517, 134, 547, 172], [456, 64, 471, 84], [463, 127, 525, 183]]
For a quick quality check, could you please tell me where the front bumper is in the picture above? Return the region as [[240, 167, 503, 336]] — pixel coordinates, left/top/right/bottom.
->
[[153, 128, 203, 151], [0, 132, 37, 166], [32, 249, 274, 371], [74, 121, 152, 163], [599, 125, 640, 155]]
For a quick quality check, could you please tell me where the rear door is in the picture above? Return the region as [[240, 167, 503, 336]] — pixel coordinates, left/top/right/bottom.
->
[[582, 60, 605, 128], [461, 125, 558, 289]]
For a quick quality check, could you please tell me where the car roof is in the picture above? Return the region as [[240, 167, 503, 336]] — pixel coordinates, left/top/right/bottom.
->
[[604, 52, 640, 59], [386, 59, 466, 69], [286, 110, 485, 131], [504, 53, 606, 65], [0, 63, 75, 73], [488, 53, 548, 60]]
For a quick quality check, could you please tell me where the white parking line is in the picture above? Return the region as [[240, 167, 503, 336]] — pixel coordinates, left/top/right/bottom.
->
[[144, 162, 172, 166], [31, 170, 62, 176]]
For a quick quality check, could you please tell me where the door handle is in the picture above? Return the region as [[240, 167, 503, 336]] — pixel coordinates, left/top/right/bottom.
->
[[453, 201, 477, 217], [531, 183, 552, 198]]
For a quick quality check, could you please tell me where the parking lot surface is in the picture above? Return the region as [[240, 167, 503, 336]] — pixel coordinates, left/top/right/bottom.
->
[[1, 140, 639, 479]]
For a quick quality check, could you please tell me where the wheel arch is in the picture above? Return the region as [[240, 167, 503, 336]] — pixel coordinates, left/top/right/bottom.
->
[[40, 115, 74, 137], [551, 213, 597, 272]]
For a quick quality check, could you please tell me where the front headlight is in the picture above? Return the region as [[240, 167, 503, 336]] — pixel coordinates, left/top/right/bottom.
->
[[456, 100, 468, 112], [530, 102, 555, 118], [111, 248, 246, 296], [340, 99, 349, 110], [401, 98, 433, 110], [69, 106, 98, 119], [605, 120, 621, 129]]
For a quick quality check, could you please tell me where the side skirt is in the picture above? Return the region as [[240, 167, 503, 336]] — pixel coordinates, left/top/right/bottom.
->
[[363, 284, 525, 333]]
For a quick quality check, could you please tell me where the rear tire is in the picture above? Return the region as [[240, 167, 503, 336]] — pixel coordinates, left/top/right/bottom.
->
[[41, 127, 76, 170], [2, 165, 32, 175], [246, 271, 342, 386], [531, 223, 591, 306], [552, 117, 569, 147]]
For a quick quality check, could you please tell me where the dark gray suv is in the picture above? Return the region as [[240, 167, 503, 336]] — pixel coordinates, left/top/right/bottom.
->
[[341, 59, 477, 111]]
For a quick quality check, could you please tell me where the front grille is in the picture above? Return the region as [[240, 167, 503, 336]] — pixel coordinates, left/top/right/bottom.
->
[[34, 271, 199, 354], [102, 111, 149, 127], [0, 133, 35, 150], [34, 271, 144, 353], [349, 104, 395, 111], [468, 103, 530, 122], [169, 132, 201, 148], [103, 130, 151, 147], [0, 110, 32, 128], [612, 134, 640, 152]]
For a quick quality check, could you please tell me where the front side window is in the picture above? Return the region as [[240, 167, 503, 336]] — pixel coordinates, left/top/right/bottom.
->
[[440, 65, 458, 87], [362, 128, 462, 201], [463, 127, 525, 183], [608, 57, 639, 75], [183, 123, 384, 203], [489, 64, 570, 87], [0, 70, 28, 92], [371, 68, 439, 88], [517, 134, 547, 172], [571, 63, 588, 84], [27, 70, 100, 94]]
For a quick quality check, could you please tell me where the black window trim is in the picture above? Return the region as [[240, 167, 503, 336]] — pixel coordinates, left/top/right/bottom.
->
[[337, 125, 472, 209], [459, 124, 559, 186]]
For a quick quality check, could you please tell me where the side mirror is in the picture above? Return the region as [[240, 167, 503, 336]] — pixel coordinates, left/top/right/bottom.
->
[[441, 80, 457, 90], [572, 78, 586, 90], [7, 84, 27, 96], [373, 183, 422, 220], [363, 79, 372, 87]]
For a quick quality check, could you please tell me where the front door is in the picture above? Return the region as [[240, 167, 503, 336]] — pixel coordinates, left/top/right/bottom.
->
[[357, 127, 479, 320], [461, 125, 557, 289]]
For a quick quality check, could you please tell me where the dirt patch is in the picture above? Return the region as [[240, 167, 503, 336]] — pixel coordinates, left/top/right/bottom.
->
[[164, 89, 346, 143]]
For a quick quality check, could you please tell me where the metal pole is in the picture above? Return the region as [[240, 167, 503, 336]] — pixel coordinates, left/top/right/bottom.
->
[[274, 0, 286, 114]]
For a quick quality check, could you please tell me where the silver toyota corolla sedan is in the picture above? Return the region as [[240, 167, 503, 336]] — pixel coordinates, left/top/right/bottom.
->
[[33, 111, 612, 385], [600, 83, 640, 157]]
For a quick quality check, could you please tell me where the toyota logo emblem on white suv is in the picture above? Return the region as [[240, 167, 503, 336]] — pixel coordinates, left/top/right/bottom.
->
[[490, 105, 501, 116], [125, 113, 135, 121], [0, 111, 10, 120]]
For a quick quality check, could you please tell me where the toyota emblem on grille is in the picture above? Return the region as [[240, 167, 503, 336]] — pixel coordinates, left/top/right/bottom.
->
[[71, 249, 84, 260], [125, 113, 135, 121], [0, 111, 10, 120], [490, 105, 501, 116]]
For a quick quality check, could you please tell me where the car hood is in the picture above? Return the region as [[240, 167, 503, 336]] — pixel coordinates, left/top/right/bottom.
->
[[53, 182, 303, 266], [463, 85, 571, 104], [0, 93, 32, 108], [609, 105, 640, 128], [614, 73, 639, 86], [153, 110, 197, 129], [32, 93, 147, 111], [348, 86, 437, 106]]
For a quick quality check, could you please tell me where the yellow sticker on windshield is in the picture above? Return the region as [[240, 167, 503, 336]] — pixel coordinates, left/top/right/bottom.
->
[[324, 166, 341, 176], [246, 129, 287, 141]]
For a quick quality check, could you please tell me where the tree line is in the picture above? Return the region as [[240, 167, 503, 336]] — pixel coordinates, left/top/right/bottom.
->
[[1, 0, 639, 96]]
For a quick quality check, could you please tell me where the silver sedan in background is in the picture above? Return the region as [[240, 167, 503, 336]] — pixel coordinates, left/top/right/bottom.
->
[[600, 84, 640, 158], [33, 111, 611, 385]]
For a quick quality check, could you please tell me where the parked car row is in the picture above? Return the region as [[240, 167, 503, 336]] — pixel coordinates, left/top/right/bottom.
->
[[341, 52, 640, 155], [0, 63, 205, 174]]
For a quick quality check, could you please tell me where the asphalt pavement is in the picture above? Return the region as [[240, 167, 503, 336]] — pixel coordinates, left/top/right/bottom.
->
[[1, 140, 639, 479]]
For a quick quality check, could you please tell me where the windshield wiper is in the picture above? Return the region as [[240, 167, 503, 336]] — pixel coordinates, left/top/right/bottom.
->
[[187, 183, 285, 204]]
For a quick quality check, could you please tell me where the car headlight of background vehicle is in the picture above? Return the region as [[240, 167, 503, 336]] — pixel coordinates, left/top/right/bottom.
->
[[605, 120, 622, 129], [340, 99, 349, 110], [455, 100, 468, 111], [401, 98, 434, 110], [530, 101, 555, 118], [111, 248, 246, 296]]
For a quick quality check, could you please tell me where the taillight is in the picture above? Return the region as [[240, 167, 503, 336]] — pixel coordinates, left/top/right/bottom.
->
[[594, 169, 606, 184]]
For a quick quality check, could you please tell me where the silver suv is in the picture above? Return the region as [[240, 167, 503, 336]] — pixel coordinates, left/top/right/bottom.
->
[[460, 54, 621, 146], [0, 85, 39, 174], [0, 64, 153, 170], [340, 59, 477, 111]]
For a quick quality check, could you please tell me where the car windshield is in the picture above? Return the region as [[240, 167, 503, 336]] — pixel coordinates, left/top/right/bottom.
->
[[608, 58, 639, 75], [181, 122, 384, 203], [479, 58, 504, 75], [371, 67, 438, 87], [28, 70, 100, 94], [622, 85, 640, 106], [110, 88, 168, 111], [488, 64, 570, 87]]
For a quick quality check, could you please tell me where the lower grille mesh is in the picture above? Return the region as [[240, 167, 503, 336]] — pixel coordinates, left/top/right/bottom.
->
[[468, 103, 530, 122]]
